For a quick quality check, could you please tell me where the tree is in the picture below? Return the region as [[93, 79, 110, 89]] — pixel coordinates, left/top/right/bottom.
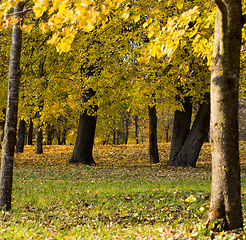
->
[[206, 0, 244, 230], [35, 111, 43, 154], [168, 95, 192, 164], [166, 93, 210, 167], [69, 88, 98, 165], [15, 119, 26, 153], [148, 105, 159, 164], [0, 2, 25, 210]]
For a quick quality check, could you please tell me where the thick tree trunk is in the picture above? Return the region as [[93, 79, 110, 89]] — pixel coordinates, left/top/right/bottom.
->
[[28, 119, 33, 145], [0, 2, 24, 210], [207, 1, 243, 230], [166, 93, 210, 167], [15, 119, 26, 153], [35, 112, 43, 154], [69, 88, 98, 165], [148, 105, 159, 164], [169, 96, 192, 162]]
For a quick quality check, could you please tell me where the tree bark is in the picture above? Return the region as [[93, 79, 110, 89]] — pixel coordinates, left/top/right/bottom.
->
[[69, 88, 98, 165], [207, 0, 243, 230], [169, 96, 192, 162], [148, 105, 159, 164], [166, 93, 210, 167], [0, 2, 24, 210], [134, 115, 139, 144], [28, 119, 33, 145], [124, 114, 130, 144], [35, 112, 43, 154], [15, 119, 26, 153], [45, 123, 55, 145]]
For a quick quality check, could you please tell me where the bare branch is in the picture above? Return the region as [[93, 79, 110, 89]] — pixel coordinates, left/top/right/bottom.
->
[[5, 7, 32, 16]]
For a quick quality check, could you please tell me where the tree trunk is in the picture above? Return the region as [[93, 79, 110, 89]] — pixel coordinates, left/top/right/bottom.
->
[[62, 130, 66, 145], [125, 114, 129, 144], [148, 105, 159, 164], [169, 96, 192, 162], [206, 1, 243, 230], [69, 88, 98, 165], [165, 123, 169, 142], [166, 93, 210, 167], [28, 119, 33, 145], [113, 129, 116, 145], [134, 115, 139, 144], [35, 112, 43, 154], [45, 123, 55, 145], [0, 2, 24, 210], [15, 119, 26, 153]]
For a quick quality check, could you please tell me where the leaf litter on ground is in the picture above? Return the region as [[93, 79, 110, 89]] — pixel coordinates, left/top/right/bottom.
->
[[0, 142, 246, 239]]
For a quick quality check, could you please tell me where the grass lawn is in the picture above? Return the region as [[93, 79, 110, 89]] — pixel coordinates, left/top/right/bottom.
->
[[0, 142, 246, 239]]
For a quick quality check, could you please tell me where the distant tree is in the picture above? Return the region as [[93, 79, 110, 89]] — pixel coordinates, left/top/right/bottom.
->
[[148, 105, 159, 163], [15, 119, 26, 153]]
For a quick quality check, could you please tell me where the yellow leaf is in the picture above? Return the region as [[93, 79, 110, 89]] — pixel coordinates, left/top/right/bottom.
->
[[59, 3, 66, 15], [47, 32, 59, 45], [199, 206, 205, 212], [148, 30, 155, 39], [177, 2, 183, 9], [33, 5, 46, 18], [86, 21, 94, 31], [185, 195, 196, 203], [143, 22, 148, 28], [122, 9, 129, 20], [133, 14, 141, 23]]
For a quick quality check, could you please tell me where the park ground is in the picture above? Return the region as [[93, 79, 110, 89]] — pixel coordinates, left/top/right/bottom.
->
[[0, 142, 246, 239]]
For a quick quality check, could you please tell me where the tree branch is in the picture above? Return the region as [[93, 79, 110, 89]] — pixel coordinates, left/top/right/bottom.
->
[[214, 0, 228, 41], [215, 0, 227, 16]]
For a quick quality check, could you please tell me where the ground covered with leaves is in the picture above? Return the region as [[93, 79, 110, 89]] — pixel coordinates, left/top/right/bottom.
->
[[1, 143, 246, 239]]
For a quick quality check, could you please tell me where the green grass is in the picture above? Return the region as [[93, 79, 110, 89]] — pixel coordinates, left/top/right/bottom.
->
[[0, 144, 246, 239]]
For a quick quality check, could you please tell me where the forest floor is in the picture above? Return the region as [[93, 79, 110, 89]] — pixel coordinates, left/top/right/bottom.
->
[[0, 142, 246, 239]]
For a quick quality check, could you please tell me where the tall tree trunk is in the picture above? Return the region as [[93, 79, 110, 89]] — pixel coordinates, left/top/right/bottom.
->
[[35, 112, 43, 154], [206, 1, 243, 230], [28, 119, 33, 145], [166, 93, 210, 167], [148, 105, 159, 164], [169, 96, 192, 162], [69, 88, 98, 165], [15, 119, 26, 153], [0, 2, 24, 210]]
